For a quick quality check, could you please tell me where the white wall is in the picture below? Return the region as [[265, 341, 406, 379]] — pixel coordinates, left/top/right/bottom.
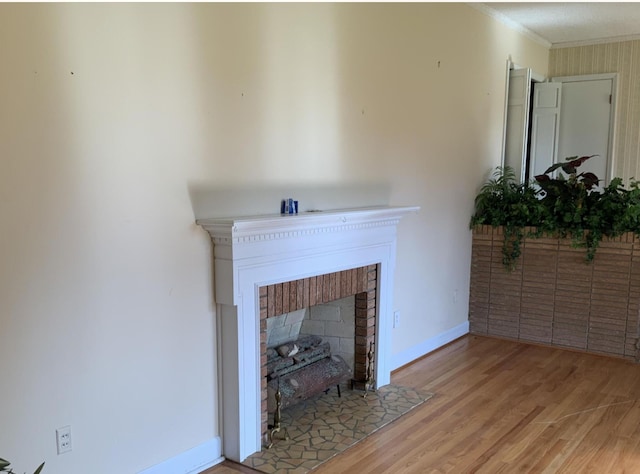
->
[[0, 4, 548, 473]]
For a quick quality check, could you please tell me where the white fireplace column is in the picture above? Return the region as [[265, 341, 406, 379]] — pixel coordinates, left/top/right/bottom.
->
[[197, 206, 418, 462]]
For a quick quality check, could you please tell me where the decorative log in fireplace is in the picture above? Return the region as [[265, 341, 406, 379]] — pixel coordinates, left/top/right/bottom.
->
[[266, 335, 352, 411]]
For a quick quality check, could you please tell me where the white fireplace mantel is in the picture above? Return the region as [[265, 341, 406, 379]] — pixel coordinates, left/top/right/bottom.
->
[[196, 205, 419, 462]]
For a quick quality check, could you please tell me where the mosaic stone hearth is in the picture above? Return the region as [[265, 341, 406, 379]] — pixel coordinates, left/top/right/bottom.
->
[[242, 384, 434, 474]]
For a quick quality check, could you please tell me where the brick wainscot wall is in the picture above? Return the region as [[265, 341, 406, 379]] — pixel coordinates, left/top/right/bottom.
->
[[469, 225, 640, 360]]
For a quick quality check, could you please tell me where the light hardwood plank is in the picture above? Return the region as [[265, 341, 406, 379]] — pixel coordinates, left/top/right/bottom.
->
[[202, 335, 640, 473]]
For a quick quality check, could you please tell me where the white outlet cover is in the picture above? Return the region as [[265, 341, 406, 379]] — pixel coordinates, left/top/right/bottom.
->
[[56, 425, 72, 455]]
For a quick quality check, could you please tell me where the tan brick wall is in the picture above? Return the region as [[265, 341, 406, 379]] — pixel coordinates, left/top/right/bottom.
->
[[469, 226, 640, 361]]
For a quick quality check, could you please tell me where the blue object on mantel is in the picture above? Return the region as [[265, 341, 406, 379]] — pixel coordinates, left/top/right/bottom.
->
[[281, 198, 298, 215]]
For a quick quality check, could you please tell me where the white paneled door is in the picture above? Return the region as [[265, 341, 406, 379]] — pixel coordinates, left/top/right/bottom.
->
[[555, 76, 615, 185], [504, 67, 532, 183], [529, 74, 616, 185], [529, 82, 562, 180]]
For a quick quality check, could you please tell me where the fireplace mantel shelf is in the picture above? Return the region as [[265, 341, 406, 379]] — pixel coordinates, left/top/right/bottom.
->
[[196, 206, 420, 240]]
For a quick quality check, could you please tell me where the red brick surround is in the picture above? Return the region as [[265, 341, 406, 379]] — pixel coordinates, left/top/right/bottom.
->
[[258, 264, 379, 438]]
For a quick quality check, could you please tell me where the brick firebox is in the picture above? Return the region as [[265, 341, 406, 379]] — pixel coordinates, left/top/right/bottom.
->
[[259, 264, 378, 438]]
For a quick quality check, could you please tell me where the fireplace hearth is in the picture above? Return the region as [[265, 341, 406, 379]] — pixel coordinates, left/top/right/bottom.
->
[[197, 206, 418, 462]]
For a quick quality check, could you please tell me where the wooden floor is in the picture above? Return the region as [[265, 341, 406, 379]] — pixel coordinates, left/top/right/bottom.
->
[[202, 335, 640, 473]]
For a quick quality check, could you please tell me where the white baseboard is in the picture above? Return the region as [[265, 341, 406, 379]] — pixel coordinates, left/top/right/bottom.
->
[[138, 437, 223, 474], [391, 321, 469, 371]]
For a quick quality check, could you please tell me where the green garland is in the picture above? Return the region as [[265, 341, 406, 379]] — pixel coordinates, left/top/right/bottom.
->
[[471, 157, 640, 269]]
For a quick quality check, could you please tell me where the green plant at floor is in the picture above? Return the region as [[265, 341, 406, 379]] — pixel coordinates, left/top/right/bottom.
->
[[0, 458, 44, 474], [472, 155, 640, 268]]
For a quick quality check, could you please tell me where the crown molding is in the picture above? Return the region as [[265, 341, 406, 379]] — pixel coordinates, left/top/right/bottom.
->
[[469, 3, 551, 49], [551, 33, 640, 50]]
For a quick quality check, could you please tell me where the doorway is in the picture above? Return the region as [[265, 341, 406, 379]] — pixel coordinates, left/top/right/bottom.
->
[[502, 69, 617, 186]]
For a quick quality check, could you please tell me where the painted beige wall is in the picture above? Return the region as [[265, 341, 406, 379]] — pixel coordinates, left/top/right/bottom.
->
[[0, 3, 548, 473], [550, 40, 640, 183]]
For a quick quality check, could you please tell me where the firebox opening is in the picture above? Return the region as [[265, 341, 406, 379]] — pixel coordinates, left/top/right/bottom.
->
[[259, 265, 379, 442], [264, 297, 356, 414], [266, 296, 356, 373]]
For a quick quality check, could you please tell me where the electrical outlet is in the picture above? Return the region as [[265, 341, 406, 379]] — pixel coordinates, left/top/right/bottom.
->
[[56, 425, 72, 455], [393, 311, 400, 328]]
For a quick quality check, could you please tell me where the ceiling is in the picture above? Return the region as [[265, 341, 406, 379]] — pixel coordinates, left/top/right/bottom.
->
[[477, 2, 640, 48]]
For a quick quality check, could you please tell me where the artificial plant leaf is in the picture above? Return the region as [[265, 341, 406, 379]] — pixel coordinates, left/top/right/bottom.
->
[[581, 172, 600, 190], [569, 155, 598, 169], [568, 155, 591, 165], [0, 459, 9, 469], [610, 177, 623, 188], [535, 174, 551, 182], [33, 462, 45, 474], [542, 155, 599, 177], [563, 155, 597, 175], [542, 162, 566, 175]]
